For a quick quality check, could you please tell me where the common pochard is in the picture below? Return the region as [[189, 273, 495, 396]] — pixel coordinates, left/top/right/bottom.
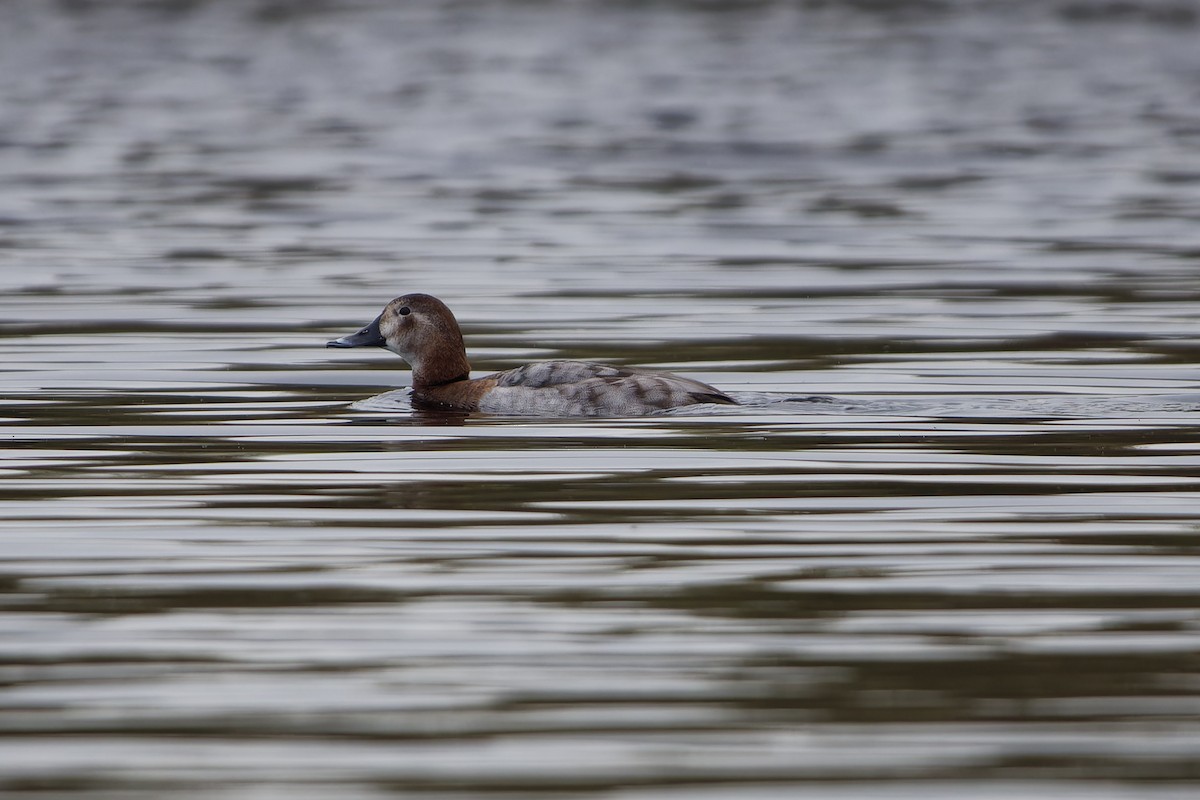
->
[[327, 294, 736, 416]]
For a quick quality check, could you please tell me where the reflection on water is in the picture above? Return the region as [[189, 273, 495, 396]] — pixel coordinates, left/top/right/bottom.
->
[[3, 0, 1200, 797]]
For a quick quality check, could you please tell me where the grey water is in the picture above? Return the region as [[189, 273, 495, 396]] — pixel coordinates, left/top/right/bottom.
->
[[3, 0, 1200, 797]]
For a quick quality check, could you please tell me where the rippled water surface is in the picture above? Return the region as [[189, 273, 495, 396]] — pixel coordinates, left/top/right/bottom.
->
[[4, 1, 1200, 797]]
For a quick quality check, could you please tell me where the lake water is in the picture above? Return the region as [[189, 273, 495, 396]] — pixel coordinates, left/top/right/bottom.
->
[[3, 1, 1200, 797]]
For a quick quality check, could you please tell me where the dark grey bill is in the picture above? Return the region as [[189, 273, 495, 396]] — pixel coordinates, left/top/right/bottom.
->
[[327, 315, 385, 348]]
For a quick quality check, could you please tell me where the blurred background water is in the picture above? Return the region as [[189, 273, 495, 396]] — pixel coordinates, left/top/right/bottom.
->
[[3, 0, 1200, 797]]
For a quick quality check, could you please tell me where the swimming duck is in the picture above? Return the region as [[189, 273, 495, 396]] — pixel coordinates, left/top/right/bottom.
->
[[327, 294, 737, 416]]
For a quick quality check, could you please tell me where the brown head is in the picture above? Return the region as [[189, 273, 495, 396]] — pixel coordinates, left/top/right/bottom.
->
[[327, 294, 471, 389]]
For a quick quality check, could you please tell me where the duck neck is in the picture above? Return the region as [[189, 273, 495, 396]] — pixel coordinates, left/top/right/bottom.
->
[[408, 337, 471, 391]]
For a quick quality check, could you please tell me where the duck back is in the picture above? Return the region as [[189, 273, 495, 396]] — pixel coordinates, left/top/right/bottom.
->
[[480, 360, 735, 417]]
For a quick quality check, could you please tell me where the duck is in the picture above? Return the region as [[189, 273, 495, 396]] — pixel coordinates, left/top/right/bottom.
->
[[327, 293, 737, 416]]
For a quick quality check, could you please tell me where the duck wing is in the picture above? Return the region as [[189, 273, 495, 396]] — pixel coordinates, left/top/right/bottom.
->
[[490, 361, 644, 388], [485, 360, 736, 414]]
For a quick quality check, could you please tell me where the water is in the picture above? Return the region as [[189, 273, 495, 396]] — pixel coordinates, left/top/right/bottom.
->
[[3, 0, 1200, 797]]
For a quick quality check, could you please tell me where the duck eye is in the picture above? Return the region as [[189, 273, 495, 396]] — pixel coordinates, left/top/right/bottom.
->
[[398, 306, 411, 316]]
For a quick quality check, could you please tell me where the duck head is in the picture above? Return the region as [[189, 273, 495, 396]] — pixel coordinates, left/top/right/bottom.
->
[[327, 294, 471, 388]]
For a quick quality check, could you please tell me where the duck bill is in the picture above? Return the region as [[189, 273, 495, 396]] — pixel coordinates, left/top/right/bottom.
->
[[327, 315, 385, 348]]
